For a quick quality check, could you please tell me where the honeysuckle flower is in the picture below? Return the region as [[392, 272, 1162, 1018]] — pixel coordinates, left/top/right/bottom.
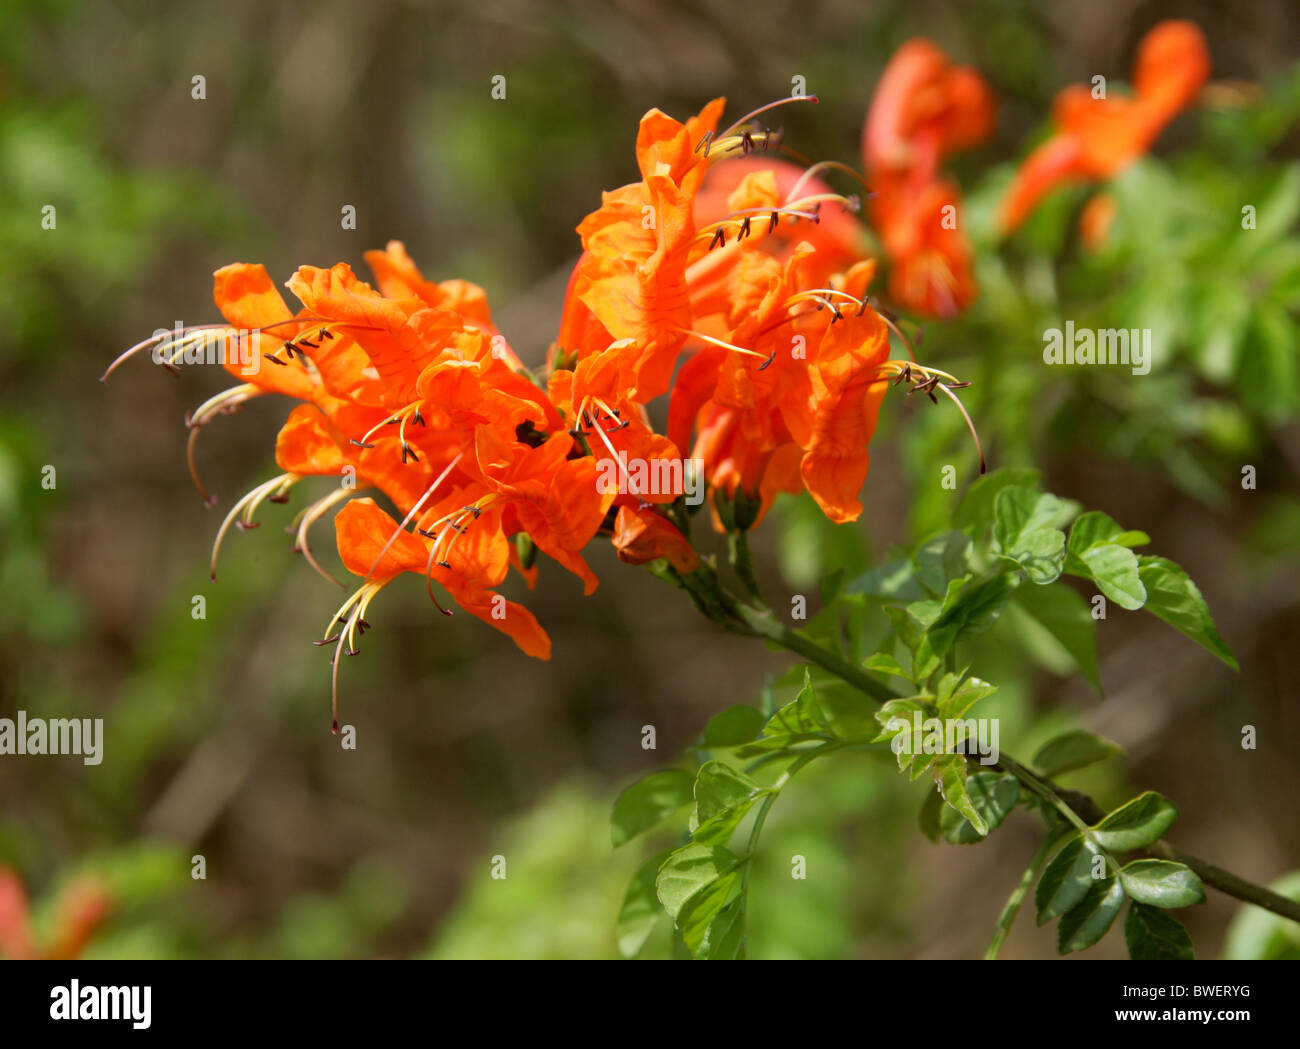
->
[[861, 38, 995, 318], [998, 20, 1211, 234]]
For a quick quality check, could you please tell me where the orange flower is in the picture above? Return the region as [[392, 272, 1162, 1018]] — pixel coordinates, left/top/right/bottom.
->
[[863, 39, 995, 184], [612, 504, 699, 574], [0, 867, 112, 960], [999, 20, 1210, 234], [109, 96, 984, 732], [862, 39, 994, 317]]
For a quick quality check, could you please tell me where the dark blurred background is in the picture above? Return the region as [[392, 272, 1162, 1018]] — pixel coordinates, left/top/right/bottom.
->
[[2, 0, 1298, 958]]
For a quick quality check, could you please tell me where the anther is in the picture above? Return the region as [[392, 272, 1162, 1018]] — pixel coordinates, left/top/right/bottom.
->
[[710, 227, 727, 250], [350, 438, 375, 448], [264, 353, 288, 366], [768, 211, 780, 234], [738, 216, 752, 239]]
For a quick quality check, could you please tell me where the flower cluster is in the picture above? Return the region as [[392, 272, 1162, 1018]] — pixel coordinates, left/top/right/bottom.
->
[[109, 21, 1212, 728]]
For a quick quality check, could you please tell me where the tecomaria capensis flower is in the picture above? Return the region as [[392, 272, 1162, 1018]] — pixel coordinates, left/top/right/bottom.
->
[[862, 39, 995, 318], [998, 20, 1211, 234], [108, 97, 982, 731]]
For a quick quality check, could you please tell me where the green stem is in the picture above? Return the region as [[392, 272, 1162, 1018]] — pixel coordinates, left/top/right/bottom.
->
[[708, 583, 1300, 927], [727, 530, 765, 606], [985, 827, 1067, 960]]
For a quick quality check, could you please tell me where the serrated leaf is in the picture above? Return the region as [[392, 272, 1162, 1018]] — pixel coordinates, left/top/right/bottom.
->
[[617, 850, 670, 958], [1125, 902, 1195, 959], [1092, 791, 1178, 851], [1137, 556, 1238, 669], [762, 667, 827, 737], [1036, 836, 1103, 924], [611, 769, 694, 847], [940, 772, 1020, 844], [931, 755, 988, 835], [1033, 730, 1124, 777], [1119, 860, 1206, 908], [1011, 582, 1101, 692], [936, 675, 998, 721], [1058, 876, 1125, 954], [701, 705, 766, 748], [655, 843, 744, 921]]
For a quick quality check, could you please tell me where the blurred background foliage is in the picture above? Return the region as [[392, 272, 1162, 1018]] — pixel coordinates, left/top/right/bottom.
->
[[1, 0, 1297, 959]]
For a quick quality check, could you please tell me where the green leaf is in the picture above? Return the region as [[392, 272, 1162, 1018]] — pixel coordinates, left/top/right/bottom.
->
[[993, 489, 1068, 583], [931, 755, 988, 836], [762, 667, 828, 737], [1077, 544, 1147, 610], [1066, 511, 1149, 558], [1137, 556, 1239, 669], [862, 652, 908, 678], [617, 850, 671, 958], [932, 573, 1018, 641], [955, 467, 1042, 534], [936, 674, 997, 721], [692, 762, 768, 845], [675, 866, 742, 957], [1036, 836, 1103, 924], [914, 530, 973, 596], [655, 843, 744, 921], [1032, 730, 1124, 777], [1092, 791, 1178, 851], [940, 772, 1020, 844], [693, 895, 745, 959], [1058, 876, 1125, 954], [1011, 583, 1101, 692], [611, 770, 694, 847], [844, 556, 924, 602], [918, 787, 944, 843], [1125, 902, 1195, 959], [1119, 860, 1206, 909], [701, 705, 766, 748]]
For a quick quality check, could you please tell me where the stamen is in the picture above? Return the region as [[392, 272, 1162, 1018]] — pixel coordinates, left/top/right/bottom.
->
[[290, 484, 366, 587], [784, 160, 873, 205], [714, 95, 819, 146], [209, 473, 299, 581], [363, 453, 465, 583], [670, 326, 770, 363]]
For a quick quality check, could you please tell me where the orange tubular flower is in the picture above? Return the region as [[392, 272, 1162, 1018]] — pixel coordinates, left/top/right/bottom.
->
[[0, 868, 112, 960], [110, 95, 983, 731], [999, 20, 1211, 234], [862, 39, 995, 318]]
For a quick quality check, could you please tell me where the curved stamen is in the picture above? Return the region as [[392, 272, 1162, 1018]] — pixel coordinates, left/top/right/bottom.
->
[[363, 452, 465, 583], [784, 160, 873, 205], [713, 95, 819, 146], [291, 484, 366, 587], [209, 473, 299, 581]]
